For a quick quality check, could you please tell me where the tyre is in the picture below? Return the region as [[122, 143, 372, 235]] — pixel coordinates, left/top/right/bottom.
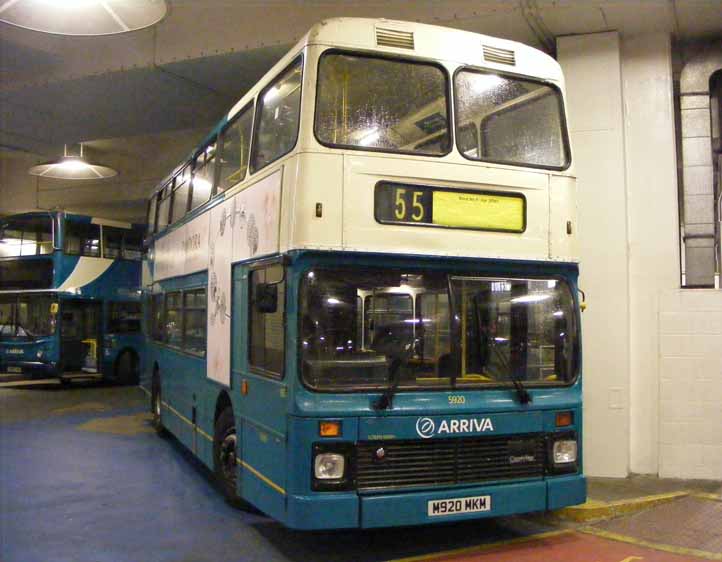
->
[[213, 406, 241, 505], [115, 351, 139, 385], [151, 372, 167, 436]]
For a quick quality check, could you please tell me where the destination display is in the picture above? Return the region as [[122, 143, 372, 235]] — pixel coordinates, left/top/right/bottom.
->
[[374, 182, 526, 233]]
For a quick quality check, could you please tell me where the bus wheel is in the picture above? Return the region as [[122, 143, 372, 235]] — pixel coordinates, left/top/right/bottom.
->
[[151, 373, 167, 436], [116, 351, 139, 385], [214, 406, 240, 504]]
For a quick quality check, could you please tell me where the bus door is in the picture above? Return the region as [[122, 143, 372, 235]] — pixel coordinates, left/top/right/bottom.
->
[[60, 301, 102, 373]]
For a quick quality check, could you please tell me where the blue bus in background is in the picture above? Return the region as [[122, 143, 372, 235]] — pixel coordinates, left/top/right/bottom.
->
[[0, 211, 144, 385], [143, 19, 585, 530]]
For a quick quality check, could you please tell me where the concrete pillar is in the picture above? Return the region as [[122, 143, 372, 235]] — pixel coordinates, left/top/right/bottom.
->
[[620, 33, 679, 475], [557, 32, 631, 478]]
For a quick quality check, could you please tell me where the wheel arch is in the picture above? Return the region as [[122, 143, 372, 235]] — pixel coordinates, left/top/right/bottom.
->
[[214, 390, 233, 423]]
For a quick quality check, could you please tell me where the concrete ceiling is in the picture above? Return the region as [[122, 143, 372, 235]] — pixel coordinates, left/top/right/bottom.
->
[[1, 0, 721, 222]]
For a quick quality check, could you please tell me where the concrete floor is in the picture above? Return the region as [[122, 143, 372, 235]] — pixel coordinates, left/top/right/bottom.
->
[[1, 385, 720, 562]]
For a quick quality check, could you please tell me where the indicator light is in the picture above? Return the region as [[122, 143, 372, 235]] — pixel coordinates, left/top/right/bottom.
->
[[555, 411, 573, 427], [319, 421, 341, 437]]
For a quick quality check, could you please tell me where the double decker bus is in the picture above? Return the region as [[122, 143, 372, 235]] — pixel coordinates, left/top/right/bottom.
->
[[0, 212, 144, 385], [144, 18, 584, 529]]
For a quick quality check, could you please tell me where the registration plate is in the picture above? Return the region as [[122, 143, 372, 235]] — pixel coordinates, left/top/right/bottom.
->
[[7, 366, 22, 373], [427, 494, 491, 517]]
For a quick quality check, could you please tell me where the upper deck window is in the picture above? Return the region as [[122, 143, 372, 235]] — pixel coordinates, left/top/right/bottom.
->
[[454, 70, 569, 170], [157, 183, 172, 232], [315, 52, 450, 156], [0, 216, 53, 257], [64, 221, 100, 257], [191, 144, 215, 209], [104, 227, 142, 260], [218, 103, 253, 193], [171, 167, 191, 223], [146, 195, 158, 237], [251, 58, 303, 173]]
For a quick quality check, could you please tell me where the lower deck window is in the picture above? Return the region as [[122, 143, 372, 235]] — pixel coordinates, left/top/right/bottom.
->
[[183, 288, 206, 356]]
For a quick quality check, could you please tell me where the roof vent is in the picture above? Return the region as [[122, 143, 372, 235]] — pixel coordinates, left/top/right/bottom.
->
[[483, 45, 516, 66], [376, 27, 414, 50]]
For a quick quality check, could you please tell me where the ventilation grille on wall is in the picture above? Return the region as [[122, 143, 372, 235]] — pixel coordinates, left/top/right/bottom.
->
[[483, 45, 516, 66], [376, 27, 415, 50]]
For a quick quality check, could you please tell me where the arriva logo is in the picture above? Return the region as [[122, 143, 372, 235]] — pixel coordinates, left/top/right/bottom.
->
[[415, 416, 494, 439]]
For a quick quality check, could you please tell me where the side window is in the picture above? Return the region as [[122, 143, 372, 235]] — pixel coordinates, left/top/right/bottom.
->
[[191, 144, 215, 209], [103, 226, 124, 259], [249, 264, 285, 376], [151, 294, 164, 342], [251, 58, 303, 172], [147, 195, 157, 236], [123, 230, 143, 260], [157, 184, 172, 231], [218, 103, 253, 192], [171, 167, 190, 223], [108, 302, 142, 334], [64, 221, 100, 257], [165, 291, 183, 347], [103, 227, 143, 260], [183, 288, 206, 355]]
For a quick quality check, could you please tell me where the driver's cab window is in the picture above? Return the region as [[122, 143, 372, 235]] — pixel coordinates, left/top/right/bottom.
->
[[249, 264, 285, 376]]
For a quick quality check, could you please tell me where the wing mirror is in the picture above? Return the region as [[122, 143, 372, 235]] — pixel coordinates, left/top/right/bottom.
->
[[255, 283, 278, 314]]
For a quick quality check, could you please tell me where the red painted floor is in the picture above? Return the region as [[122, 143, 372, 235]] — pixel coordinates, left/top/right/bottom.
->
[[423, 531, 703, 562]]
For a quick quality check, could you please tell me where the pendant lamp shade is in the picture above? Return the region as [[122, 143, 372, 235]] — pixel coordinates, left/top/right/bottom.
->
[[28, 144, 118, 180]]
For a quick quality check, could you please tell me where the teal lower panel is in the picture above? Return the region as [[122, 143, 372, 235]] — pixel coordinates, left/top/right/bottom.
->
[[360, 480, 546, 529], [547, 474, 587, 510], [286, 493, 359, 530]]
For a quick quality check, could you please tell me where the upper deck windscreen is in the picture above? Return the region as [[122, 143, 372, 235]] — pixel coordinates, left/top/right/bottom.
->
[[315, 52, 450, 156], [455, 70, 569, 169], [0, 215, 53, 257]]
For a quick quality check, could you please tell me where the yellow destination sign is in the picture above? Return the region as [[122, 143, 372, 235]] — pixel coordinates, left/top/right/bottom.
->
[[432, 191, 525, 232]]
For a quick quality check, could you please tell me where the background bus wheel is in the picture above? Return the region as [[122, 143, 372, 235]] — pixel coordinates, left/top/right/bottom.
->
[[213, 406, 242, 506], [115, 351, 139, 386], [151, 373, 167, 436]]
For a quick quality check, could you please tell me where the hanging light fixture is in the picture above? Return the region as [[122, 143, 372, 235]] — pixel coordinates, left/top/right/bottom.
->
[[28, 144, 118, 180], [0, 0, 167, 36]]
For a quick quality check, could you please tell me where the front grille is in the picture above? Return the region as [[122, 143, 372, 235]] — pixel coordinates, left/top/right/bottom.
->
[[356, 434, 545, 492]]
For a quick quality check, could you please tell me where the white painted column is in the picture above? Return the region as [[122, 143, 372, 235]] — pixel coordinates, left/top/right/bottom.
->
[[620, 33, 679, 475], [557, 32, 631, 477]]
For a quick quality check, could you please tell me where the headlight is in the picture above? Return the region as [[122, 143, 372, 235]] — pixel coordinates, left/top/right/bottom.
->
[[314, 453, 345, 479], [36, 350, 44, 359], [553, 439, 577, 464]]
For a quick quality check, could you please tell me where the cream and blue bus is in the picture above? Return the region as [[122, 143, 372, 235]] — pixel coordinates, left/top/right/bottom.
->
[[144, 18, 584, 529], [0, 211, 144, 385]]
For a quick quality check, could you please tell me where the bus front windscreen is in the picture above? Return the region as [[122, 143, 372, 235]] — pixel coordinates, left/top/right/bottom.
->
[[300, 269, 579, 391], [315, 52, 451, 155], [0, 294, 57, 339]]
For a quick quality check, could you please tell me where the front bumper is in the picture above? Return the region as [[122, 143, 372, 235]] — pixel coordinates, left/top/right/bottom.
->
[[285, 474, 586, 530], [0, 361, 58, 380]]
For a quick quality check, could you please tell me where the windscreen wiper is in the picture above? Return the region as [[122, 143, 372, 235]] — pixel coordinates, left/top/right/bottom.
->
[[488, 342, 531, 405], [508, 370, 532, 405], [373, 358, 402, 411]]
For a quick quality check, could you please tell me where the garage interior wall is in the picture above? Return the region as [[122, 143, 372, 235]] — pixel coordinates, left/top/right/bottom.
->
[[559, 32, 722, 480]]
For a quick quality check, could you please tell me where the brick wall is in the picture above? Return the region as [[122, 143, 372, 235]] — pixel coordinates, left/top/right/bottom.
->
[[658, 289, 722, 479]]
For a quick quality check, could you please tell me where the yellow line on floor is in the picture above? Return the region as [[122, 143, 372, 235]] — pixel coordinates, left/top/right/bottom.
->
[[555, 491, 689, 522], [386, 530, 572, 562], [579, 526, 722, 561], [692, 492, 722, 502]]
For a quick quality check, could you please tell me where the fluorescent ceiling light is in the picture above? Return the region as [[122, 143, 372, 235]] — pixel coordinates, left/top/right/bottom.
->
[[0, 0, 167, 36], [28, 144, 117, 180]]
